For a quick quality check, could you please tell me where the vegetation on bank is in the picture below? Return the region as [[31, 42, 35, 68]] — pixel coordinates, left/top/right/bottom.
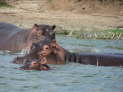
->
[[57, 29, 123, 40], [0, 1, 12, 8], [107, 29, 123, 33]]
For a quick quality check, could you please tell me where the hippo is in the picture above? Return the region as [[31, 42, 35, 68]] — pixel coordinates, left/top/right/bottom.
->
[[20, 59, 51, 71], [12, 39, 53, 64], [0, 22, 56, 51], [29, 40, 123, 67], [13, 39, 123, 67]]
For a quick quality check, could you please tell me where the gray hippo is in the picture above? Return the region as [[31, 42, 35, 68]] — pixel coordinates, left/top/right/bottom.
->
[[13, 39, 123, 67], [0, 22, 56, 51]]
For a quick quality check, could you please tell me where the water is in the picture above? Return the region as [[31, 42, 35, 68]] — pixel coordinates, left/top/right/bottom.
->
[[0, 35, 123, 92]]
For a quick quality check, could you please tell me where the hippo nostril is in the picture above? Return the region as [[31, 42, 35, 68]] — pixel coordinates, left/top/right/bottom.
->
[[45, 47, 49, 49], [33, 63, 37, 64], [32, 62, 37, 65]]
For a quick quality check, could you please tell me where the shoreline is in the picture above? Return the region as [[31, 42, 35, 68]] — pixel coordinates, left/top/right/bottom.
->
[[0, 1, 123, 40]]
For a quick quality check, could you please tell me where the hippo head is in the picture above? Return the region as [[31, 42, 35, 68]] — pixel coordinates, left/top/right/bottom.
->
[[30, 39, 61, 59], [20, 60, 40, 70], [12, 39, 54, 65], [29, 24, 56, 43], [29, 39, 66, 64], [30, 39, 54, 56], [20, 59, 50, 70]]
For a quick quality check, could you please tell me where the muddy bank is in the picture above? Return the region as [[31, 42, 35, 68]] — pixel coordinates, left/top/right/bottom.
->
[[0, 0, 123, 39], [0, 11, 123, 39], [0, 10, 122, 31]]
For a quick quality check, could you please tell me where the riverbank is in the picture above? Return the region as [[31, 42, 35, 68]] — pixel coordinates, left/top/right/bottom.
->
[[59, 29, 123, 40], [0, 0, 123, 39]]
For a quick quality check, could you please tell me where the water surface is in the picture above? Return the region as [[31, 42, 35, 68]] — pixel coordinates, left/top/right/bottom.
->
[[0, 35, 123, 92]]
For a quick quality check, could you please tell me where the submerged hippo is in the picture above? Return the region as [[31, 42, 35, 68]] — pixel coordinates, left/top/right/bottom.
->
[[12, 39, 53, 64], [20, 59, 51, 71], [13, 39, 123, 67], [0, 22, 56, 51], [27, 39, 123, 67]]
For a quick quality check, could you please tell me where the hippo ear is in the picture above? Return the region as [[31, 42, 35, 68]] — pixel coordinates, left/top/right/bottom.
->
[[32, 24, 39, 32], [52, 25, 56, 30], [33, 24, 39, 28]]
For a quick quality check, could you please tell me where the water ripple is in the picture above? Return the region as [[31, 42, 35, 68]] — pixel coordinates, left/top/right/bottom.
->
[[0, 36, 123, 92]]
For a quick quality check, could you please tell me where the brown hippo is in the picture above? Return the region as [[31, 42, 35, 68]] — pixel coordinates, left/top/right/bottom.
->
[[13, 39, 123, 67], [0, 22, 56, 51], [30, 40, 123, 67], [20, 59, 51, 71], [12, 39, 53, 64]]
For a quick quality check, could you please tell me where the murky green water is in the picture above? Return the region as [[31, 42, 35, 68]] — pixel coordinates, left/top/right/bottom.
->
[[0, 35, 123, 92]]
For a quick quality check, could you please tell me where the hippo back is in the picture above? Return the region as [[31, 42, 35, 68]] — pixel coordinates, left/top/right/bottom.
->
[[0, 22, 25, 41], [0, 22, 56, 51], [76, 53, 123, 66], [0, 22, 28, 51]]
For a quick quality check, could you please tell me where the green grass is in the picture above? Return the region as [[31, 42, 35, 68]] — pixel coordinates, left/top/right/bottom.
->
[[72, 43, 96, 47], [106, 29, 123, 33], [0, 1, 12, 8], [48, 0, 53, 2], [57, 29, 123, 39]]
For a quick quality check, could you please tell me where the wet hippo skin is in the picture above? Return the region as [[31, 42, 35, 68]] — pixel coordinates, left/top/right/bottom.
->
[[0, 22, 56, 51], [13, 39, 123, 67], [12, 39, 56, 64], [34, 40, 123, 67], [67, 53, 123, 66], [20, 59, 51, 71]]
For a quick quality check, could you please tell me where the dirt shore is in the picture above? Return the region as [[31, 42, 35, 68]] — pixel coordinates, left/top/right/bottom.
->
[[0, 0, 123, 33]]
